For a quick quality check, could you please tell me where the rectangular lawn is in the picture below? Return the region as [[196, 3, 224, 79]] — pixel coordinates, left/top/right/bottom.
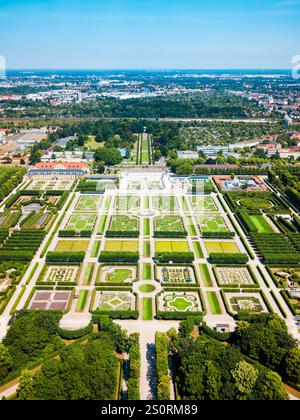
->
[[55, 240, 89, 252], [142, 298, 153, 320], [249, 215, 274, 234], [207, 292, 222, 315], [104, 240, 139, 252], [205, 241, 240, 255], [155, 241, 189, 253]]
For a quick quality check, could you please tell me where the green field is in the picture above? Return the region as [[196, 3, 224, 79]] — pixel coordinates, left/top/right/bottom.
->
[[207, 292, 222, 315], [140, 133, 151, 165], [76, 290, 88, 312], [143, 242, 151, 258], [76, 195, 102, 211], [142, 298, 153, 320], [169, 297, 193, 311], [82, 263, 95, 285], [205, 241, 240, 255], [109, 215, 139, 232], [91, 241, 101, 258], [154, 216, 184, 232], [249, 215, 274, 233], [140, 285, 155, 293], [144, 218, 150, 235], [193, 242, 204, 258], [197, 214, 228, 233], [104, 240, 139, 252], [55, 240, 89, 252], [155, 241, 189, 253], [199, 264, 213, 287], [143, 263, 152, 280], [108, 269, 132, 283], [66, 214, 96, 232], [186, 217, 197, 236], [98, 215, 108, 234]]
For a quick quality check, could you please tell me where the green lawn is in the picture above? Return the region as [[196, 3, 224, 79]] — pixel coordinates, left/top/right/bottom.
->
[[144, 218, 150, 235], [152, 196, 178, 212], [142, 298, 153, 320], [83, 263, 95, 285], [199, 264, 213, 287], [182, 196, 190, 212], [249, 215, 274, 233], [66, 214, 96, 232], [109, 215, 139, 232], [154, 216, 185, 233], [76, 290, 88, 312], [108, 269, 132, 283], [197, 215, 228, 233], [144, 197, 150, 210], [143, 264, 152, 280], [98, 215, 108, 234], [207, 292, 222, 315], [139, 285, 155, 293], [169, 297, 193, 311], [91, 241, 101, 258], [143, 242, 151, 258], [193, 242, 204, 258], [76, 195, 102, 211], [186, 217, 197, 236]]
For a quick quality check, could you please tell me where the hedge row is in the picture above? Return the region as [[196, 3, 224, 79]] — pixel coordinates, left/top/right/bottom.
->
[[92, 310, 139, 320], [58, 230, 92, 238], [155, 252, 194, 264], [210, 253, 249, 264], [106, 231, 140, 238], [201, 322, 232, 342], [155, 332, 170, 400], [127, 335, 140, 400], [58, 322, 93, 340], [99, 252, 139, 263], [156, 311, 204, 320], [153, 231, 187, 238], [46, 252, 85, 263]]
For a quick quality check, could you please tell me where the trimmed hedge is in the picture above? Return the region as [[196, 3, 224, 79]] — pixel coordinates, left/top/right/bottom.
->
[[153, 231, 187, 238], [155, 332, 170, 400], [58, 322, 93, 339], [106, 231, 139, 238], [155, 252, 194, 264], [156, 311, 204, 320], [127, 335, 140, 400], [202, 231, 235, 239], [210, 253, 249, 264], [99, 252, 139, 263], [46, 251, 85, 263], [201, 322, 232, 342]]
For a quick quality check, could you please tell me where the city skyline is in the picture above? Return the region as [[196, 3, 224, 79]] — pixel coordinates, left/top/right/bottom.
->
[[0, 0, 300, 69]]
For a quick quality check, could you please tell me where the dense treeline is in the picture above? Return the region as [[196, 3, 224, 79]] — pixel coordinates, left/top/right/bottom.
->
[[0, 167, 26, 202]]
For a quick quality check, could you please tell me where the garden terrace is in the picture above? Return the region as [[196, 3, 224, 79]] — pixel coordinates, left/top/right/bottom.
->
[[75, 195, 102, 212], [38, 265, 81, 285], [158, 291, 202, 313], [154, 215, 187, 237], [76, 179, 103, 193], [223, 292, 268, 315], [0, 261, 28, 286], [0, 230, 46, 261], [65, 213, 97, 234], [214, 266, 256, 287], [92, 291, 136, 312], [250, 233, 300, 264], [55, 240, 89, 252], [106, 215, 140, 237], [21, 210, 53, 231], [96, 265, 137, 284], [197, 214, 232, 237], [28, 179, 74, 191], [204, 241, 240, 255], [157, 266, 196, 284]]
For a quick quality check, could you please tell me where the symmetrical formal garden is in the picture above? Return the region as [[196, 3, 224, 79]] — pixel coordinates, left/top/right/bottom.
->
[[214, 266, 255, 286], [224, 292, 268, 314], [190, 196, 218, 213], [197, 214, 229, 234], [157, 266, 196, 284], [75, 195, 102, 211], [158, 292, 202, 313], [92, 291, 135, 311], [39, 264, 80, 284], [97, 265, 137, 284], [152, 195, 179, 212], [65, 213, 97, 232], [29, 290, 72, 311]]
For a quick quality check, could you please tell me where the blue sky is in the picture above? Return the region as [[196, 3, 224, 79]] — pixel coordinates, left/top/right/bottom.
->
[[0, 0, 299, 69]]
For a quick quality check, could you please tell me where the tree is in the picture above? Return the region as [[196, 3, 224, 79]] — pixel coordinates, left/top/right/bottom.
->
[[94, 147, 122, 166], [231, 361, 258, 398], [175, 162, 194, 176], [0, 343, 12, 379], [284, 348, 300, 384], [17, 369, 34, 400], [256, 371, 289, 400], [95, 161, 105, 174]]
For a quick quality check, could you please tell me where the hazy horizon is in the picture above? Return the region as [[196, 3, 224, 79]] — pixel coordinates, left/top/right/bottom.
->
[[0, 0, 299, 70]]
